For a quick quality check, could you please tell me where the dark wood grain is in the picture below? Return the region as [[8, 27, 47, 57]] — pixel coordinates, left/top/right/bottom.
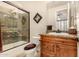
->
[[40, 34, 77, 57]]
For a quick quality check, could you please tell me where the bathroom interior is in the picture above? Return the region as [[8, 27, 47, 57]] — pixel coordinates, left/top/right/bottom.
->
[[0, 1, 79, 57]]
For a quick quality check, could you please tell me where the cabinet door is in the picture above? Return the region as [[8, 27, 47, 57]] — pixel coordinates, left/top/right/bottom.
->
[[56, 43, 77, 57], [62, 45, 77, 57], [41, 40, 56, 57], [57, 44, 69, 57]]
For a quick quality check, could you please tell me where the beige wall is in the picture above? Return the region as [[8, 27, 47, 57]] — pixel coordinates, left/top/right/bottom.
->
[[23, 2, 48, 43], [12, 1, 48, 44]]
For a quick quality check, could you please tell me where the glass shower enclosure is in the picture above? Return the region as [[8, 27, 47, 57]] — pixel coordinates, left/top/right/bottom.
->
[[0, 2, 30, 51]]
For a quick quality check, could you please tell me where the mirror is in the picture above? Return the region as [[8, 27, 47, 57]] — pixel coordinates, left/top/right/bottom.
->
[[47, 1, 77, 33], [56, 2, 77, 32], [56, 9, 69, 32]]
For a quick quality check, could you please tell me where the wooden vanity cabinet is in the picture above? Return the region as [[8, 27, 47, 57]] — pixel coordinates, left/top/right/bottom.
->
[[40, 35, 77, 57]]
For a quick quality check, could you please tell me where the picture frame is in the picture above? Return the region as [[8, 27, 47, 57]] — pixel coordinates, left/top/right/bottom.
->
[[33, 13, 42, 23]]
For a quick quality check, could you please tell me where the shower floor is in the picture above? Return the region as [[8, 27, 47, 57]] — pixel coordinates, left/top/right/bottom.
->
[[3, 41, 26, 51]]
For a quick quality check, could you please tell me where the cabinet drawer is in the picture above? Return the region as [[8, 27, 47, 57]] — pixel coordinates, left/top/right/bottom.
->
[[55, 39, 77, 46]]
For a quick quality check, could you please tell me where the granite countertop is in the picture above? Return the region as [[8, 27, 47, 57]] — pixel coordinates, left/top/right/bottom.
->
[[40, 32, 78, 40]]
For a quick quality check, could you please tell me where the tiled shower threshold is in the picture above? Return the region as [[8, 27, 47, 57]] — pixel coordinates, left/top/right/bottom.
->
[[3, 41, 26, 51]]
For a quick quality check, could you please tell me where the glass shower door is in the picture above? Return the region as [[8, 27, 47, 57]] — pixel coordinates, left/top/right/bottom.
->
[[0, 10, 30, 51]]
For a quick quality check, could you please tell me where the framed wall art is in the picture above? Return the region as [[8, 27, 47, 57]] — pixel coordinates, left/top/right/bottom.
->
[[33, 13, 42, 23]]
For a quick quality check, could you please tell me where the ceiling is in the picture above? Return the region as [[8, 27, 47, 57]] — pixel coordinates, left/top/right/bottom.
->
[[47, 1, 69, 8], [10, 1, 69, 8], [0, 1, 79, 10]]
